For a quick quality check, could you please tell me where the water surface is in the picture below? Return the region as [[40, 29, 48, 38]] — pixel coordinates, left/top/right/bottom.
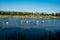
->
[[0, 18, 60, 31], [0, 18, 60, 40]]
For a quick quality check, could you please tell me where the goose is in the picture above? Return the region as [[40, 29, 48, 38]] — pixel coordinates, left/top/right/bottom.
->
[[41, 20, 45, 23], [36, 21, 39, 24], [21, 20, 23, 24], [6, 22, 8, 24], [32, 20, 39, 24], [26, 21, 29, 24]]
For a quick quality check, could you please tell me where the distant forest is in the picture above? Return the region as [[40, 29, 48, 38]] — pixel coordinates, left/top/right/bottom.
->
[[0, 11, 60, 16]]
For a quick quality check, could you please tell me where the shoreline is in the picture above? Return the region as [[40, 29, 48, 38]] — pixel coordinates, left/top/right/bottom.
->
[[0, 15, 60, 18]]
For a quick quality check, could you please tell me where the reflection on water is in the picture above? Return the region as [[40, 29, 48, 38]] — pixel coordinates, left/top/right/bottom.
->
[[0, 18, 60, 40], [0, 18, 60, 31]]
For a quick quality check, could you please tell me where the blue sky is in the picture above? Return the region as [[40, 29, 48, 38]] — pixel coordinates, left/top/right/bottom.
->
[[0, 0, 60, 13]]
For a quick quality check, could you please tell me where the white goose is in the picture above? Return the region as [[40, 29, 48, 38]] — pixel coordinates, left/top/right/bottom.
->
[[6, 22, 8, 24], [41, 20, 45, 23], [36, 21, 39, 24], [26, 21, 29, 24]]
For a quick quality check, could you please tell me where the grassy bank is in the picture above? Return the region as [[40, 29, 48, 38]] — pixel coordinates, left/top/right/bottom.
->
[[0, 11, 60, 18], [0, 15, 60, 18]]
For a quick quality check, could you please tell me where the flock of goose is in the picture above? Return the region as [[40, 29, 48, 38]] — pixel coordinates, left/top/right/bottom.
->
[[20, 20, 45, 24], [1, 20, 45, 25]]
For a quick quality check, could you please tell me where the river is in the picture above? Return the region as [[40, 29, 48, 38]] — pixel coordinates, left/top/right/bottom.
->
[[0, 18, 60, 40]]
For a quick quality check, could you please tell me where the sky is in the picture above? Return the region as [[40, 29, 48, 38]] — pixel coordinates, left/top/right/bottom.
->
[[0, 0, 60, 13]]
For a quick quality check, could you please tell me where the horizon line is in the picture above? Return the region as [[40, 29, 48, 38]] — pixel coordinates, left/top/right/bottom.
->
[[0, 10, 60, 14]]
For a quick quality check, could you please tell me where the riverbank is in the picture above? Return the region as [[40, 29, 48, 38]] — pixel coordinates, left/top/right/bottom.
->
[[0, 15, 60, 18]]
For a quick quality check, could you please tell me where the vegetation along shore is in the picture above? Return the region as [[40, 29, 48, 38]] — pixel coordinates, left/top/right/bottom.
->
[[0, 11, 60, 18]]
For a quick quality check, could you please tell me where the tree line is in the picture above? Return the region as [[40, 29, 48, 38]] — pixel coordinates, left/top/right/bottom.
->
[[0, 11, 60, 16]]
